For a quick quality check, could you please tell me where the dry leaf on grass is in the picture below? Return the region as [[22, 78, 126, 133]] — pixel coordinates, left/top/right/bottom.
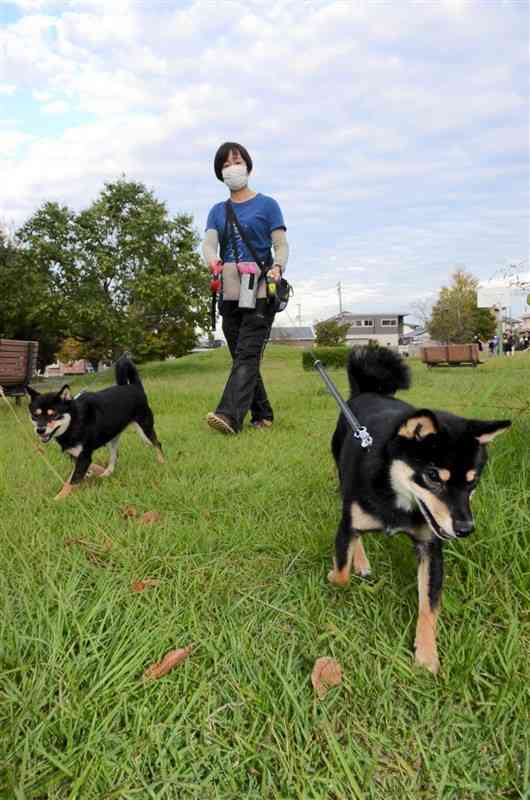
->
[[64, 537, 91, 548], [138, 511, 161, 525], [143, 645, 193, 680], [131, 578, 160, 593], [311, 657, 342, 699], [86, 551, 110, 568], [64, 537, 113, 568], [121, 505, 139, 518]]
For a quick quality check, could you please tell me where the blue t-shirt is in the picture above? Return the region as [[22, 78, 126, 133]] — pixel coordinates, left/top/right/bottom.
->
[[205, 193, 286, 264]]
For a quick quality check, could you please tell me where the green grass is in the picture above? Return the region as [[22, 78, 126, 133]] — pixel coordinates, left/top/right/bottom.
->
[[1, 347, 528, 799]]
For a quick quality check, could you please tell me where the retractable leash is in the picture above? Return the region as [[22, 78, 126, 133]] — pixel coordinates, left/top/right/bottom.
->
[[210, 262, 222, 329], [313, 358, 373, 449]]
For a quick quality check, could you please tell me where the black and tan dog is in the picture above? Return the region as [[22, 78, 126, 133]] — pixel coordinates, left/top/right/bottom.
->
[[27, 356, 164, 500], [328, 346, 510, 673]]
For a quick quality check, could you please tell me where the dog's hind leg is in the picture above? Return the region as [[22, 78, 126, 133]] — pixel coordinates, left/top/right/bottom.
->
[[99, 436, 120, 477], [352, 537, 371, 577], [134, 410, 165, 464], [414, 540, 444, 674]]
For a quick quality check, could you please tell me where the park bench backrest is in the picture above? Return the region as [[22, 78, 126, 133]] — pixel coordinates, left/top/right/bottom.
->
[[0, 339, 39, 386]]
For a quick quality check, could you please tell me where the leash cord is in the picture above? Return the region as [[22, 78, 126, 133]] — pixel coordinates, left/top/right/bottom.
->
[[312, 359, 373, 449]]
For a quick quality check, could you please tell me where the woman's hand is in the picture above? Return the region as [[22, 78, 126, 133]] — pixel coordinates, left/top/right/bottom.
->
[[209, 259, 223, 273], [267, 265, 282, 282]]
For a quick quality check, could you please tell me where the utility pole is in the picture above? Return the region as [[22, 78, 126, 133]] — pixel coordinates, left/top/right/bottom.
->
[[296, 304, 302, 327], [337, 281, 343, 314]]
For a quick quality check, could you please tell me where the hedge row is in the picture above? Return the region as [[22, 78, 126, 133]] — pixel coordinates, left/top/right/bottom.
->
[[301, 346, 351, 371]]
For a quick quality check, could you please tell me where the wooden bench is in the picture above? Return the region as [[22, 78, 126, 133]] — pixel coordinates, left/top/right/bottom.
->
[[0, 339, 39, 403], [421, 344, 480, 367]]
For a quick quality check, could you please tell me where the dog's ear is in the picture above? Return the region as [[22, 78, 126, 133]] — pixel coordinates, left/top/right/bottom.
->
[[56, 384, 72, 402], [468, 419, 511, 444], [26, 385, 40, 399], [397, 410, 439, 441]]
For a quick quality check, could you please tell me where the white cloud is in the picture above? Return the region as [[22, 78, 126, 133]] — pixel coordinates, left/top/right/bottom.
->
[[0, 0, 527, 321], [0, 129, 34, 157], [41, 99, 69, 113]]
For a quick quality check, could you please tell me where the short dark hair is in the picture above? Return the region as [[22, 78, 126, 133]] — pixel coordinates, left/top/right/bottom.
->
[[214, 142, 253, 181]]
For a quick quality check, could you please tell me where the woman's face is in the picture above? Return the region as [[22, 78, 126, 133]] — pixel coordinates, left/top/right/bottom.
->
[[223, 149, 244, 169]]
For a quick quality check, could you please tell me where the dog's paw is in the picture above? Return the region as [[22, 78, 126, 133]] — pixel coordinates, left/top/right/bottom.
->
[[327, 569, 349, 587], [414, 645, 440, 675], [54, 483, 74, 501], [88, 464, 106, 477], [353, 555, 371, 578], [98, 469, 114, 478], [156, 450, 165, 464]]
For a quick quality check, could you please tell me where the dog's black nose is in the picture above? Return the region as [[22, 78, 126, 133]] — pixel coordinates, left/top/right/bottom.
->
[[37, 427, 46, 435], [455, 520, 474, 537]]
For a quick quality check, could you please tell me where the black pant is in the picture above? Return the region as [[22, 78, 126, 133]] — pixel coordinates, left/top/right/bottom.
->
[[216, 299, 275, 431]]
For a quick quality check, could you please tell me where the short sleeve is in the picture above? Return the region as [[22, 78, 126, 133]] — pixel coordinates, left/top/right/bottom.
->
[[267, 197, 286, 232], [205, 204, 220, 233]]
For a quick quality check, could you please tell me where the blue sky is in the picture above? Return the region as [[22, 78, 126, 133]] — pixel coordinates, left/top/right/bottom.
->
[[1, 0, 528, 325]]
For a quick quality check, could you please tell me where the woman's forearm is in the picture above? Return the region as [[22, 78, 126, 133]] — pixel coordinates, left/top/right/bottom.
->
[[202, 228, 219, 265], [271, 228, 289, 272]]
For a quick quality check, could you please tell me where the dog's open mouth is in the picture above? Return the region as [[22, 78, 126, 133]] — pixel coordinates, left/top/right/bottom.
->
[[417, 499, 454, 541], [39, 429, 57, 443]]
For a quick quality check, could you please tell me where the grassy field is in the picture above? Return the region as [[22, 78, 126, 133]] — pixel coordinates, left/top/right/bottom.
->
[[1, 346, 528, 799]]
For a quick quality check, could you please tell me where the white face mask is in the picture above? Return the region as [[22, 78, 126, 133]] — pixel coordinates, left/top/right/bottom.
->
[[222, 164, 248, 191]]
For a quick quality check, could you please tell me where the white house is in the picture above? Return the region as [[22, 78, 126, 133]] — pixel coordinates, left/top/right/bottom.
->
[[324, 311, 409, 348]]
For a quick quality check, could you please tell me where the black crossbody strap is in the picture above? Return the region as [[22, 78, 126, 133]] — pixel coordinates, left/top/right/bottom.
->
[[219, 212, 229, 263], [225, 200, 270, 274]]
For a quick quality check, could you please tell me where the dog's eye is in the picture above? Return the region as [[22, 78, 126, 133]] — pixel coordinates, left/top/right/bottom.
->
[[425, 468, 440, 483]]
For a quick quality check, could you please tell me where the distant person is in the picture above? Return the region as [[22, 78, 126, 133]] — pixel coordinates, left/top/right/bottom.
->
[[488, 339, 495, 356], [493, 334, 499, 354], [202, 142, 289, 434], [506, 334, 515, 356]]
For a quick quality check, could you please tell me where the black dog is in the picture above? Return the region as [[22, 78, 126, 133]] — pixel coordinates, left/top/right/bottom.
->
[[328, 346, 510, 673], [27, 357, 164, 500]]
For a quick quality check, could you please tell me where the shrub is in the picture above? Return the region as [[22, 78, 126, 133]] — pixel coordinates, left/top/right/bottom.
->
[[314, 319, 350, 347], [302, 346, 350, 371]]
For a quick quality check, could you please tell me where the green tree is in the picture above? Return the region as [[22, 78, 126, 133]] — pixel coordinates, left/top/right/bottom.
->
[[15, 179, 210, 364], [55, 337, 84, 364], [314, 319, 350, 347], [428, 270, 496, 343], [0, 226, 63, 369]]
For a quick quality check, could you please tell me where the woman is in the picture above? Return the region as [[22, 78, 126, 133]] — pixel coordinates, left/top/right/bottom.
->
[[203, 142, 289, 434]]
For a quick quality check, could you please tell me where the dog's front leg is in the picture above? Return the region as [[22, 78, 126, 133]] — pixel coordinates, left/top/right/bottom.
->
[[54, 454, 92, 501], [328, 505, 356, 586], [414, 540, 444, 674]]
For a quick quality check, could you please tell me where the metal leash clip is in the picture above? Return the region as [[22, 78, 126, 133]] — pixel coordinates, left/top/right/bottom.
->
[[354, 426, 373, 449], [313, 358, 373, 451]]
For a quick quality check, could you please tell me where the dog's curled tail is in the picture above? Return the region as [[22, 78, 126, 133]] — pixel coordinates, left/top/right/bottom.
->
[[347, 346, 410, 398], [115, 355, 143, 388]]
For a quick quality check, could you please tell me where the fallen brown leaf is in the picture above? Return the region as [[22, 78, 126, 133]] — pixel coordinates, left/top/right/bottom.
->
[[132, 578, 160, 593], [33, 442, 45, 454], [143, 645, 193, 680], [138, 511, 161, 525], [311, 657, 342, 699], [121, 505, 139, 518], [87, 551, 109, 568], [64, 537, 91, 548], [64, 537, 113, 568]]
